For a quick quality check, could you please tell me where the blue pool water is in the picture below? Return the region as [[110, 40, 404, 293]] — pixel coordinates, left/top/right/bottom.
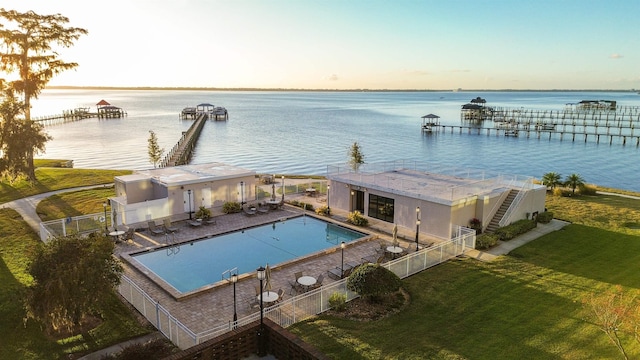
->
[[132, 216, 366, 293]]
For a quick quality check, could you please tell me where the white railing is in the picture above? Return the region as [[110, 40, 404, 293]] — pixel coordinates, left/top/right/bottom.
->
[[39, 212, 107, 242], [118, 226, 475, 349]]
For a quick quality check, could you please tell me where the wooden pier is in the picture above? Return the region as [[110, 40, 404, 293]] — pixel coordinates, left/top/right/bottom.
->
[[180, 103, 228, 121], [160, 113, 208, 167], [432, 124, 640, 146]]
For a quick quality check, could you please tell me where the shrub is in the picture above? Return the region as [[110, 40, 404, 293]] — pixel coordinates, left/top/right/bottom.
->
[[328, 292, 347, 311], [315, 205, 330, 216], [346, 263, 402, 302], [493, 219, 537, 241], [346, 211, 368, 226], [536, 211, 553, 224], [222, 201, 242, 214], [194, 206, 211, 219], [475, 233, 499, 249], [579, 184, 597, 195], [101, 338, 176, 359]]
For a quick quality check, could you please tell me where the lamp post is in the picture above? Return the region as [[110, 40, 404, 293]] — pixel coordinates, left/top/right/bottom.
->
[[281, 175, 285, 202], [415, 207, 421, 251], [256, 266, 266, 356], [231, 273, 238, 326], [103, 202, 108, 233], [187, 189, 192, 220], [340, 241, 346, 278], [240, 181, 245, 207], [327, 184, 331, 215]]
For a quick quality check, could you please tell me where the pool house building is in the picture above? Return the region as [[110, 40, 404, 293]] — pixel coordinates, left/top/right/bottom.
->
[[326, 160, 546, 240], [112, 162, 256, 227]]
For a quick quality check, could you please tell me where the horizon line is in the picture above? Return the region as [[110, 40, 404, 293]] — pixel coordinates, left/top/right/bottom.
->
[[45, 86, 637, 93]]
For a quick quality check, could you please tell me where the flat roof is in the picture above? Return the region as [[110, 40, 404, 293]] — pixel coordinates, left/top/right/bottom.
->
[[327, 161, 535, 204], [117, 162, 255, 187]]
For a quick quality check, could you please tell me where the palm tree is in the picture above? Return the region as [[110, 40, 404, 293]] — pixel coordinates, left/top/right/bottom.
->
[[565, 173, 585, 194], [541, 172, 562, 191]]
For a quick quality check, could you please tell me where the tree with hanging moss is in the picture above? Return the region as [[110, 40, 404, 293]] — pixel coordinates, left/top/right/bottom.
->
[[0, 8, 87, 181], [348, 141, 365, 171]]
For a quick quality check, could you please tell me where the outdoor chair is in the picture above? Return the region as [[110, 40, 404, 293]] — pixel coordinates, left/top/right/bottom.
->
[[163, 218, 179, 233], [288, 280, 302, 295], [294, 271, 303, 280], [276, 288, 285, 303], [244, 207, 257, 216], [257, 205, 269, 214], [246, 295, 259, 310], [312, 274, 324, 289], [147, 221, 165, 235], [123, 228, 136, 242], [204, 217, 217, 225], [327, 267, 345, 280]]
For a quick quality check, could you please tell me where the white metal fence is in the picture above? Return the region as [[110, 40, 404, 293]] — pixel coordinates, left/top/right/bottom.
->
[[39, 212, 107, 242], [117, 225, 476, 349]]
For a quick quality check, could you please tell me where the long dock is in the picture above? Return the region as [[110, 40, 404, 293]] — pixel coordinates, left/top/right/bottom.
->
[[160, 113, 208, 167], [433, 124, 640, 146], [32, 107, 127, 126]]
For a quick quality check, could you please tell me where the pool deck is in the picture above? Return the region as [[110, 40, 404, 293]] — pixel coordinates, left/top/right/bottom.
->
[[115, 196, 432, 336]]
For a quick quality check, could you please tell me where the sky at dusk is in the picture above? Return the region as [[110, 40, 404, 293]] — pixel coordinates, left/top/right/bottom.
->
[[2, 0, 639, 90]]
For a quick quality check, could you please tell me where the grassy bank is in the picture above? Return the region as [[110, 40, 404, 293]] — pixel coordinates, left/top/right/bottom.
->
[[289, 192, 640, 359], [0, 162, 130, 204], [0, 164, 147, 359]]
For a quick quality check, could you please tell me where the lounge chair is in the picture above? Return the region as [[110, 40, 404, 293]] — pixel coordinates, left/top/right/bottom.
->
[[148, 221, 165, 235], [204, 217, 217, 225], [163, 218, 179, 233], [328, 266, 349, 280], [188, 219, 202, 227], [244, 207, 257, 216], [257, 204, 269, 214]]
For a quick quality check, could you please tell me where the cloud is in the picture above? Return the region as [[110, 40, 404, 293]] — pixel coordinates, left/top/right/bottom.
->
[[449, 69, 471, 73], [326, 74, 339, 81], [402, 69, 430, 76], [609, 53, 623, 59]]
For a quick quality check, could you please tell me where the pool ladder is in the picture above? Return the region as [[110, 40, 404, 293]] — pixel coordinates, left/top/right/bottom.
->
[[222, 267, 238, 282]]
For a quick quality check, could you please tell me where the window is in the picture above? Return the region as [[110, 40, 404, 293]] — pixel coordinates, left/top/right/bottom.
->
[[368, 194, 394, 222]]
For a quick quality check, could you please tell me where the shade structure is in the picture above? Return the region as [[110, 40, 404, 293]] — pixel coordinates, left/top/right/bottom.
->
[[421, 114, 440, 119], [96, 99, 110, 106], [392, 223, 398, 246], [264, 263, 272, 291]]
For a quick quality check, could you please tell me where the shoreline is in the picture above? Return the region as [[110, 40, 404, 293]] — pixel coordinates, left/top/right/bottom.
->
[[45, 86, 636, 93]]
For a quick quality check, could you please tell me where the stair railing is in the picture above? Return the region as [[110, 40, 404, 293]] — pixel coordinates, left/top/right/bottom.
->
[[498, 177, 534, 227]]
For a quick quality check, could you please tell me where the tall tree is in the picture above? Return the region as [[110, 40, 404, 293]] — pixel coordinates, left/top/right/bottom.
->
[[0, 83, 51, 181], [147, 130, 164, 168], [565, 173, 585, 194], [25, 232, 122, 334], [348, 141, 365, 171], [541, 172, 562, 191], [0, 8, 87, 180]]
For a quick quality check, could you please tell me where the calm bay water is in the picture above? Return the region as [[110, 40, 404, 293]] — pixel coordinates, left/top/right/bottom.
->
[[32, 89, 640, 192]]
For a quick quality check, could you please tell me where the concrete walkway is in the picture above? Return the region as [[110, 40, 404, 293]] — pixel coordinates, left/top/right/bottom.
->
[[464, 219, 570, 262], [0, 184, 112, 234]]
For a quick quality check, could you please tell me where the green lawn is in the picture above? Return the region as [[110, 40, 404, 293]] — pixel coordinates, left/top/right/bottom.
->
[[0, 165, 149, 359], [289, 193, 640, 359]]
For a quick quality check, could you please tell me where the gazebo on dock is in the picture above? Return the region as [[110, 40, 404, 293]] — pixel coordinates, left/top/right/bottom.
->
[[421, 114, 440, 133]]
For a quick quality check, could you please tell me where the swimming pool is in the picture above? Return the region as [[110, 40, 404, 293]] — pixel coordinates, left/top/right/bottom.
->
[[130, 216, 366, 294]]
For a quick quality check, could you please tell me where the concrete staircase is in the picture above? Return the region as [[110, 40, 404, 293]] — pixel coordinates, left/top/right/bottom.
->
[[485, 189, 518, 233]]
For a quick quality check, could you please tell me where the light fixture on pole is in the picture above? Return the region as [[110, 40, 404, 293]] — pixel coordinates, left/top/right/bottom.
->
[[187, 189, 192, 220], [281, 175, 285, 202], [327, 184, 331, 215], [103, 202, 108, 233], [340, 241, 346, 278], [256, 266, 266, 356], [415, 206, 421, 251], [231, 273, 238, 326], [240, 181, 245, 207]]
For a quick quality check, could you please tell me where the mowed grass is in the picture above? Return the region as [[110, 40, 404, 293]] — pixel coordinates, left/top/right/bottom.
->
[[0, 165, 148, 359], [289, 193, 640, 359], [0, 162, 130, 204], [36, 187, 116, 222]]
